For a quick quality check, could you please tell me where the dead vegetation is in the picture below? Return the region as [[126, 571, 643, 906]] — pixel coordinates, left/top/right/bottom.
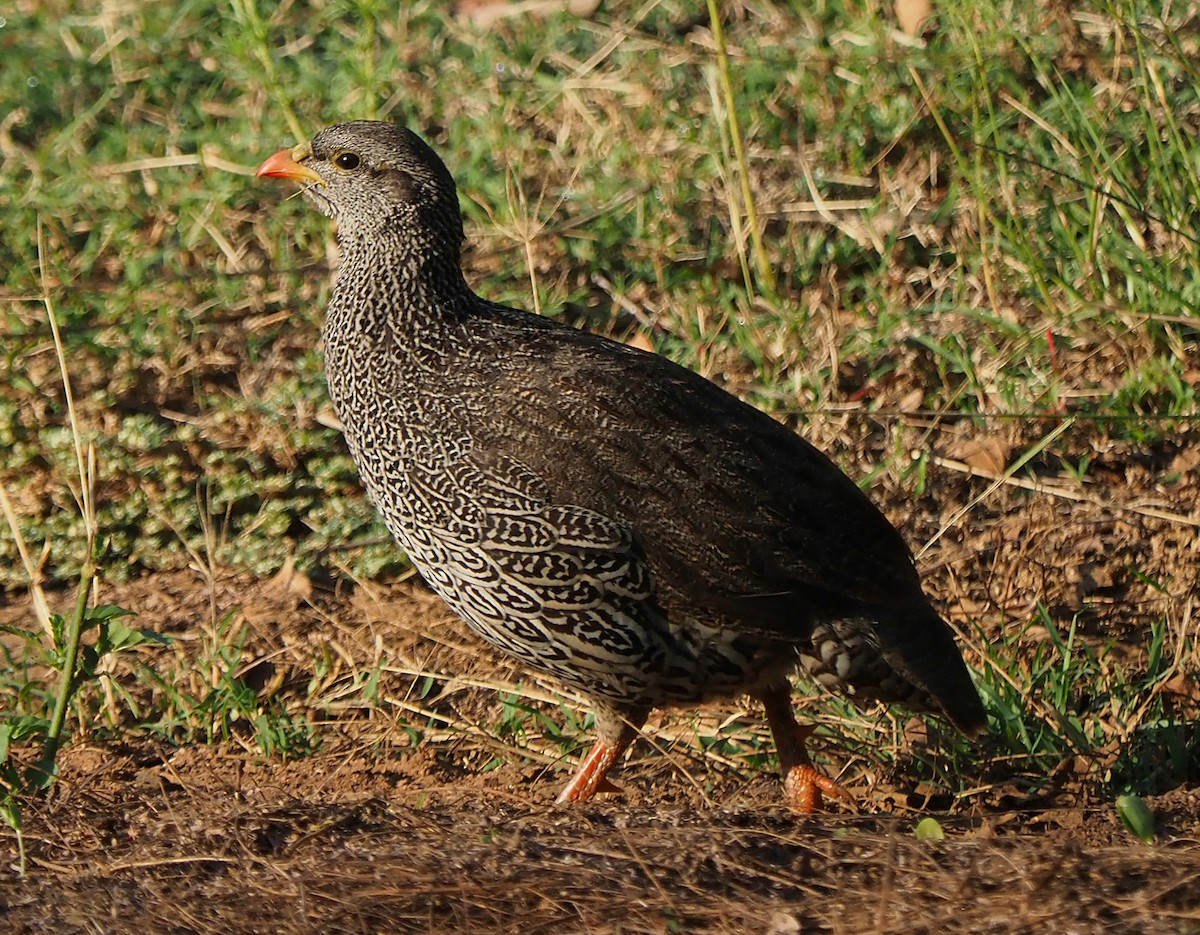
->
[[3, 736, 1200, 934]]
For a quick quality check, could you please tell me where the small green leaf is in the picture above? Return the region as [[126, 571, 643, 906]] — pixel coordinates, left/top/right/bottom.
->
[[83, 604, 136, 627], [1117, 794, 1156, 843], [100, 620, 159, 654], [49, 613, 66, 649], [0, 718, 51, 761], [914, 817, 946, 841]]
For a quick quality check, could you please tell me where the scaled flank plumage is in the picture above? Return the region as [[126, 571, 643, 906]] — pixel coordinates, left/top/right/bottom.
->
[[257, 121, 987, 810]]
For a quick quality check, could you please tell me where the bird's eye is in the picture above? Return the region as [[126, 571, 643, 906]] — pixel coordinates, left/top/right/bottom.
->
[[334, 151, 361, 170]]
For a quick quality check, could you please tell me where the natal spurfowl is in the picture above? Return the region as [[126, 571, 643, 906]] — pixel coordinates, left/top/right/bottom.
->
[[257, 121, 986, 811]]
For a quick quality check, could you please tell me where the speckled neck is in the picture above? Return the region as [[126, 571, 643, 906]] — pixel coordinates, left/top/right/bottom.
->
[[326, 212, 475, 338], [320, 219, 477, 446]]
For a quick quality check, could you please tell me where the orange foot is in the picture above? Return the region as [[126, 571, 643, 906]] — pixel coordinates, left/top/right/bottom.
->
[[783, 758, 853, 813], [555, 722, 639, 804], [761, 688, 854, 813]]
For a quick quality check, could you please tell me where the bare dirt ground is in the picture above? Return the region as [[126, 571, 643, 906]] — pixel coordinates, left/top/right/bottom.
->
[[4, 740, 1200, 935], [3, 707, 1200, 935], [2, 431, 1199, 934]]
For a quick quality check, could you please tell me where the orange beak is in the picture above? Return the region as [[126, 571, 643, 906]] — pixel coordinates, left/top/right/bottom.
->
[[256, 142, 325, 185]]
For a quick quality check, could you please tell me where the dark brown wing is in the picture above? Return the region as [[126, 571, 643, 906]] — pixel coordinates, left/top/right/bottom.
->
[[459, 307, 926, 637]]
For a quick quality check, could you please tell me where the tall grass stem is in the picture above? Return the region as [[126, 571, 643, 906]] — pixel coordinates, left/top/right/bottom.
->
[[706, 0, 776, 295]]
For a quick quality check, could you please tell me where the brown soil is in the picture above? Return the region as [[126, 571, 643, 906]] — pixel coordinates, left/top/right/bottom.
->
[[3, 737, 1200, 934]]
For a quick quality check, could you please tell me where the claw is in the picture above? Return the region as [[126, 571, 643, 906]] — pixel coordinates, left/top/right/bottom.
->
[[555, 721, 639, 804], [761, 687, 853, 813], [783, 760, 852, 813]]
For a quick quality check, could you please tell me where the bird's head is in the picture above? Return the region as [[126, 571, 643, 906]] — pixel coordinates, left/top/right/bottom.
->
[[257, 121, 463, 250]]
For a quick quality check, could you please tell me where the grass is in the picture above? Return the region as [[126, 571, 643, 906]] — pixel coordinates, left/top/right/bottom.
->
[[0, 0, 1197, 818]]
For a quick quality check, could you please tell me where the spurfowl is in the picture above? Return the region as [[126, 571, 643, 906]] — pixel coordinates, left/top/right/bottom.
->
[[257, 121, 986, 811]]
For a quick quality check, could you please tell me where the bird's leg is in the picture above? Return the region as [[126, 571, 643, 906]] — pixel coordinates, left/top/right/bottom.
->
[[760, 686, 851, 813], [555, 714, 644, 805]]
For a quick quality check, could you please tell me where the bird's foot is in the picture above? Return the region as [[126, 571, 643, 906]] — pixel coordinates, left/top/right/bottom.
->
[[760, 688, 854, 813], [556, 771, 624, 804], [555, 724, 639, 804], [783, 761, 852, 813]]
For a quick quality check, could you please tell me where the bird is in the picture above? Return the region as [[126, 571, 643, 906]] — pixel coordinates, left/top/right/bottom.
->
[[256, 121, 987, 811]]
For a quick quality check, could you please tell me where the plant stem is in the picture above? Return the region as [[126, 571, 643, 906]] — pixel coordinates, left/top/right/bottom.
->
[[706, 0, 776, 295], [33, 558, 96, 789], [229, 0, 307, 141]]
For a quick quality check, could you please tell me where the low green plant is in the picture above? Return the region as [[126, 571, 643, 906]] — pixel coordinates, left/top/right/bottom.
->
[[0, 556, 156, 872], [134, 611, 315, 757], [0, 239, 150, 872], [970, 609, 1195, 798]]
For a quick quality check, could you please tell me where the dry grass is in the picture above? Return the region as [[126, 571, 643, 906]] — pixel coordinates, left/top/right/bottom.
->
[[4, 735, 1200, 934]]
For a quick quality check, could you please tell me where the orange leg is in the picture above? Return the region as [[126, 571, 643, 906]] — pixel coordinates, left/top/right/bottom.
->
[[760, 686, 851, 813], [555, 720, 641, 805]]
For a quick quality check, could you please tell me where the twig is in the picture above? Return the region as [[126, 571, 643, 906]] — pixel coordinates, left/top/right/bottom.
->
[[928, 453, 1200, 529], [918, 418, 1077, 558]]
